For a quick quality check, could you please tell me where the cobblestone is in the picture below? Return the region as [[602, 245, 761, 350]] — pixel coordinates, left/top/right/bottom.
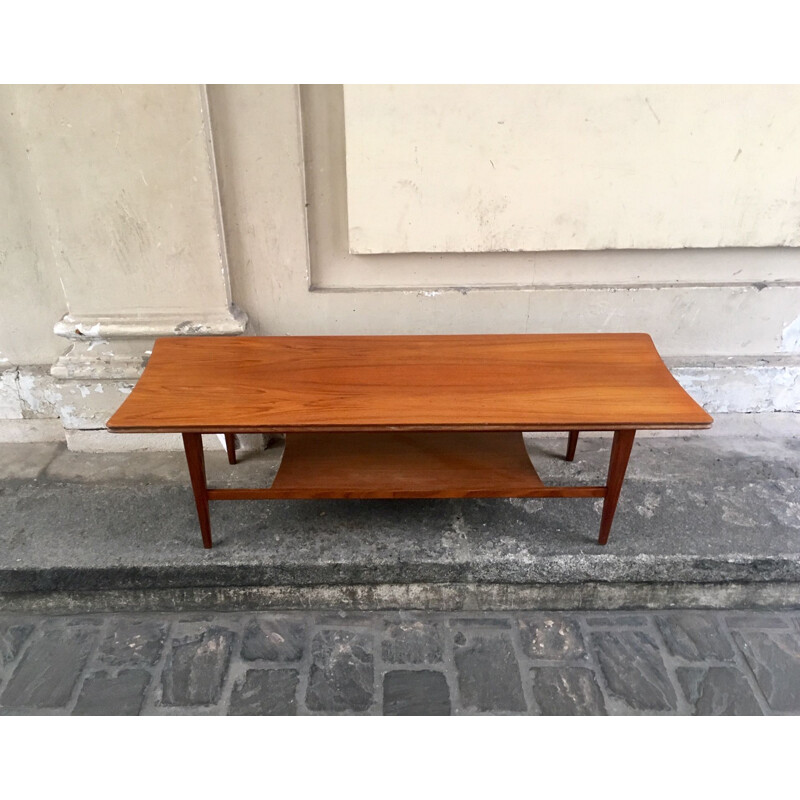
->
[[381, 620, 443, 665], [0, 624, 96, 709], [229, 669, 299, 715], [453, 631, 526, 713], [0, 608, 797, 714], [160, 626, 235, 707], [241, 617, 305, 662], [530, 667, 607, 715], [73, 669, 151, 715], [675, 666, 762, 716], [731, 630, 800, 712], [655, 613, 735, 661], [383, 670, 450, 715], [305, 630, 374, 713], [517, 614, 587, 660]]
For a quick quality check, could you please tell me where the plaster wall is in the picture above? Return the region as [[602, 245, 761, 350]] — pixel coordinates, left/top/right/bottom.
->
[[209, 85, 800, 359], [4, 84, 231, 317], [344, 85, 800, 253], [0, 85, 244, 446], [0, 84, 797, 448]]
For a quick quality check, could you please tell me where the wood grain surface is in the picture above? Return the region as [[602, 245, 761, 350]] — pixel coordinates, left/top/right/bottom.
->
[[106, 333, 712, 433], [203, 431, 603, 500]]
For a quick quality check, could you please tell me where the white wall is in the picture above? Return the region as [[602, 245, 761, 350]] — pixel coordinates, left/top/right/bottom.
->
[[344, 85, 800, 253]]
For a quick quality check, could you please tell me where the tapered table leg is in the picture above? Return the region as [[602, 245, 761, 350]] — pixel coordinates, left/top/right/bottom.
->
[[224, 433, 237, 465], [566, 430, 579, 462], [598, 429, 636, 545], [182, 432, 212, 549]]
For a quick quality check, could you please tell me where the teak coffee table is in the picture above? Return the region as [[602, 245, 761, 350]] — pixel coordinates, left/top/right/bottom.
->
[[107, 333, 712, 548]]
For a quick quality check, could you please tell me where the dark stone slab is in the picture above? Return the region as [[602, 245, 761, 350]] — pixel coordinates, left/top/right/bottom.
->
[[229, 669, 299, 715], [676, 667, 762, 715], [383, 670, 451, 715], [97, 619, 168, 667], [0, 626, 96, 708], [591, 631, 677, 712], [517, 615, 587, 661], [0, 622, 34, 665], [241, 617, 305, 662], [584, 615, 648, 627], [725, 613, 790, 629], [453, 632, 526, 712], [306, 630, 374, 713], [530, 667, 607, 715], [382, 621, 443, 664], [160, 627, 234, 706], [732, 630, 800, 712], [73, 669, 151, 715], [655, 614, 734, 661]]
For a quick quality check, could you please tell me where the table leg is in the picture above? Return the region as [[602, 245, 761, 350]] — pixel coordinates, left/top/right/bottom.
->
[[182, 432, 213, 549], [566, 430, 579, 461], [224, 433, 237, 465], [598, 429, 636, 545]]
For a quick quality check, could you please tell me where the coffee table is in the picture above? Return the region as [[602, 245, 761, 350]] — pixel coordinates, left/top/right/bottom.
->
[[107, 333, 712, 548]]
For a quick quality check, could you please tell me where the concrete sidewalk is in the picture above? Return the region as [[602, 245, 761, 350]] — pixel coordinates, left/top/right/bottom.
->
[[1, 417, 798, 612]]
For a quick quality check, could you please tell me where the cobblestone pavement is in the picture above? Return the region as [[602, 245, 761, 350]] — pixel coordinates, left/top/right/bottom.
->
[[1, 608, 799, 715]]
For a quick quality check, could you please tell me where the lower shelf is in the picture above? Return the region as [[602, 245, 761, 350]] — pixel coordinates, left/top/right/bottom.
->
[[206, 431, 606, 500]]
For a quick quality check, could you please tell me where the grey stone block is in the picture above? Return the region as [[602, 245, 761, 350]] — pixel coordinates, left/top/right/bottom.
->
[[655, 613, 734, 661], [0, 622, 34, 665], [530, 667, 607, 715], [382, 621, 443, 664], [732, 630, 800, 712], [97, 619, 168, 667], [73, 669, 151, 715], [676, 667, 762, 716], [383, 670, 450, 715], [229, 669, 299, 715], [591, 631, 677, 712], [241, 618, 305, 662], [517, 615, 587, 661], [306, 630, 374, 713], [0, 626, 96, 708], [160, 627, 234, 706], [453, 632, 526, 712], [725, 613, 790, 629]]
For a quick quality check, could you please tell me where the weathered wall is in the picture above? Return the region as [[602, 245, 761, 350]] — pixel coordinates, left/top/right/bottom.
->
[[344, 85, 800, 253], [0, 84, 798, 448], [209, 85, 799, 392], [0, 85, 245, 447], [0, 86, 66, 366]]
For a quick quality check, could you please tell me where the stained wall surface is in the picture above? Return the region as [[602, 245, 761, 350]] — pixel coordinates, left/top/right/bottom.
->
[[209, 85, 800, 359], [343, 85, 800, 253]]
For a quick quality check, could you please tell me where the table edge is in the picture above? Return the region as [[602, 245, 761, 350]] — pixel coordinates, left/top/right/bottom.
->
[[107, 421, 713, 433]]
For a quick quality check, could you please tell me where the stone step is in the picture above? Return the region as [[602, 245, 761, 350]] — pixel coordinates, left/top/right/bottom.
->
[[1, 434, 799, 612]]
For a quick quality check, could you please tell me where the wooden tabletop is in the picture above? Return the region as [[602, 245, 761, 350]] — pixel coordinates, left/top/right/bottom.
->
[[106, 333, 712, 433]]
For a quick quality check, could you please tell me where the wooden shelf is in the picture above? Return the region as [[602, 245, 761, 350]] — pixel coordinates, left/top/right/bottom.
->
[[206, 431, 606, 501]]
